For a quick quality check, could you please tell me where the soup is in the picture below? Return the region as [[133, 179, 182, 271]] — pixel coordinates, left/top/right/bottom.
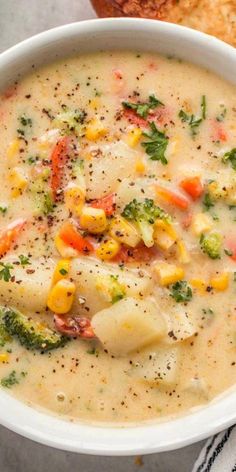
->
[[0, 51, 235, 424]]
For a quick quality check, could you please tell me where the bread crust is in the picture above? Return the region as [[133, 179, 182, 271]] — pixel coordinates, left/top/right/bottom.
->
[[91, 0, 236, 47]]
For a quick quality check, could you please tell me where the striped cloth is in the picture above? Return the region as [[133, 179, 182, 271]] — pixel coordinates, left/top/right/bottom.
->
[[192, 426, 236, 472]]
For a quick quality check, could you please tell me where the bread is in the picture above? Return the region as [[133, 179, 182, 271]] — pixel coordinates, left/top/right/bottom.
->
[[91, 0, 236, 47]]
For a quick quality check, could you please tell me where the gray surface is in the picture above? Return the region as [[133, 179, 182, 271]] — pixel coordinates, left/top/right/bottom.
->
[[0, 1, 205, 470]]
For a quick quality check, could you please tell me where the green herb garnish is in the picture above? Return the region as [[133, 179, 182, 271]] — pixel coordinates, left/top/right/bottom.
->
[[179, 95, 206, 137], [59, 268, 68, 276], [19, 115, 32, 127], [0, 206, 7, 215], [170, 281, 193, 303], [202, 192, 215, 211], [0, 263, 13, 282], [19, 255, 31, 267], [1, 370, 19, 388], [122, 94, 164, 119], [222, 148, 236, 171], [142, 121, 169, 164]]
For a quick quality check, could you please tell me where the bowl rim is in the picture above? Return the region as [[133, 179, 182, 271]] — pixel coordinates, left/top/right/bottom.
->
[[0, 17, 236, 456]]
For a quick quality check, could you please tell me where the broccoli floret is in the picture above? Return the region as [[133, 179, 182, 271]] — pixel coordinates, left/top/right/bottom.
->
[[96, 275, 126, 304], [2, 308, 68, 351], [122, 198, 170, 247], [200, 233, 222, 259]]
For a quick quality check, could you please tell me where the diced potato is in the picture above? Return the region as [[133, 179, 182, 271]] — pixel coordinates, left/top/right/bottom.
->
[[153, 261, 184, 286], [109, 215, 141, 248], [183, 377, 209, 399], [210, 272, 229, 291], [84, 142, 137, 199], [125, 128, 142, 148], [96, 239, 120, 261], [64, 184, 85, 217], [165, 310, 197, 343], [54, 234, 78, 258], [47, 279, 76, 314], [191, 213, 213, 236], [9, 167, 28, 198], [91, 297, 166, 356], [132, 348, 180, 385], [116, 177, 155, 212], [0, 258, 54, 313], [52, 259, 70, 285], [80, 206, 107, 234], [70, 257, 153, 316], [85, 118, 107, 141]]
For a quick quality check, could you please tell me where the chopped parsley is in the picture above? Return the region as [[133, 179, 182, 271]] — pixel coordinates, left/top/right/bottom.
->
[[0, 262, 13, 282], [202, 192, 215, 211], [28, 156, 39, 165], [142, 121, 169, 164], [42, 192, 54, 216], [216, 107, 227, 122], [179, 95, 206, 137], [19, 255, 31, 267], [1, 370, 19, 388], [59, 268, 68, 276], [122, 94, 164, 119], [19, 115, 32, 127], [169, 281, 193, 303], [0, 206, 7, 215], [222, 148, 236, 171]]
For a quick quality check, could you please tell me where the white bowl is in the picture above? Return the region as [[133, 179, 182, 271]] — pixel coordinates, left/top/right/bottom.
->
[[0, 18, 236, 456]]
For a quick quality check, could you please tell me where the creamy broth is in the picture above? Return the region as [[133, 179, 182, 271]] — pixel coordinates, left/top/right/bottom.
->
[[0, 51, 235, 424]]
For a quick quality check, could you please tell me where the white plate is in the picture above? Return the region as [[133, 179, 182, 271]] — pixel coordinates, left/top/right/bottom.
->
[[0, 18, 235, 456]]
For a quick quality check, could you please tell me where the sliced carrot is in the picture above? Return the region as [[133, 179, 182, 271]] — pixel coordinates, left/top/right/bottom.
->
[[50, 136, 69, 202], [90, 193, 116, 217], [180, 177, 204, 200], [154, 185, 189, 211], [59, 222, 93, 254], [123, 108, 148, 128], [0, 218, 26, 257], [211, 120, 228, 142]]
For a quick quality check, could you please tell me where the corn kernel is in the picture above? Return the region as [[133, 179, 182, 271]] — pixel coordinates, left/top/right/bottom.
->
[[0, 353, 9, 363], [47, 279, 76, 314], [89, 98, 101, 110], [9, 167, 28, 198], [154, 220, 177, 251], [191, 213, 213, 236], [64, 185, 85, 217], [52, 259, 71, 285], [55, 234, 78, 258], [80, 206, 107, 234], [96, 239, 120, 261], [109, 215, 141, 248], [177, 240, 191, 264], [85, 118, 107, 141], [135, 159, 146, 174], [153, 261, 185, 286], [7, 139, 20, 159], [190, 278, 206, 294], [126, 128, 142, 148], [210, 273, 229, 291]]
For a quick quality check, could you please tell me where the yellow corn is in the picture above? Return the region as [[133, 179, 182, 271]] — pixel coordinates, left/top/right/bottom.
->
[[210, 273, 229, 291], [135, 159, 146, 174], [85, 118, 107, 141], [47, 279, 76, 314], [0, 353, 9, 363], [177, 240, 191, 264], [190, 278, 206, 294], [154, 219, 177, 251], [153, 261, 184, 286], [9, 167, 28, 198], [126, 128, 142, 148], [191, 213, 213, 236], [7, 139, 20, 159], [80, 206, 107, 234], [89, 97, 101, 110], [52, 259, 71, 285], [54, 234, 78, 258], [109, 215, 141, 248], [64, 185, 85, 217], [96, 239, 120, 261]]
